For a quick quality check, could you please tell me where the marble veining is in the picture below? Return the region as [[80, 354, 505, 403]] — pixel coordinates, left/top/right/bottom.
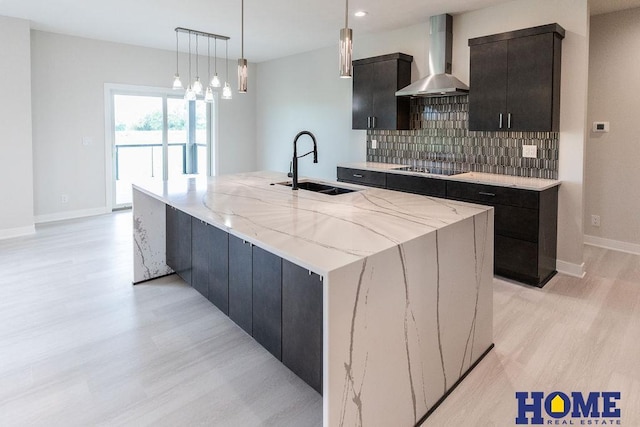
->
[[132, 172, 494, 427], [133, 171, 490, 276]]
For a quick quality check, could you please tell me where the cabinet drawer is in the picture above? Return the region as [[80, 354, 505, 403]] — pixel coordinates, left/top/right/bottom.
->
[[495, 235, 538, 279], [494, 205, 538, 242], [386, 173, 446, 198], [337, 167, 386, 188], [446, 181, 538, 209]]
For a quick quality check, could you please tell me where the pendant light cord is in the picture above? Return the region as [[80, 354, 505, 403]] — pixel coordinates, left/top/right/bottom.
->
[[225, 40, 229, 81], [214, 37, 217, 74], [241, 0, 244, 59], [195, 34, 199, 77], [188, 33, 192, 83], [207, 37, 211, 81], [175, 31, 179, 74]]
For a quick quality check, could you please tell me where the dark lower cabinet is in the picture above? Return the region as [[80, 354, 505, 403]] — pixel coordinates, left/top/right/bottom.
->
[[337, 167, 387, 188], [191, 218, 211, 298], [282, 260, 323, 394], [208, 226, 229, 315], [385, 173, 446, 198], [166, 205, 192, 285], [252, 246, 282, 360], [445, 181, 558, 287], [229, 235, 253, 335]]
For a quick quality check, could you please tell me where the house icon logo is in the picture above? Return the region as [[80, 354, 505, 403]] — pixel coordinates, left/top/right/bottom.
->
[[515, 391, 621, 425]]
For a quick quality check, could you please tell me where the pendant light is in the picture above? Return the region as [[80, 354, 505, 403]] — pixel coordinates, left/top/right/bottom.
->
[[204, 37, 214, 103], [339, 0, 353, 78], [172, 31, 183, 90], [222, 39, 232, 100], [211, 37, 221, 88], [192, 34, 203, 95], [237, 0, 248, 93], [184, 33, 196, 101]]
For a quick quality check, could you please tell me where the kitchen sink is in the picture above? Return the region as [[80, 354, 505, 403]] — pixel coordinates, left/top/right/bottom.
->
[[275, 180, 359, 195]]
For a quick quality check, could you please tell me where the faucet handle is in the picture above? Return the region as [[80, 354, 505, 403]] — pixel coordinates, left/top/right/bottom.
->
[[287, 160, 293, 178]]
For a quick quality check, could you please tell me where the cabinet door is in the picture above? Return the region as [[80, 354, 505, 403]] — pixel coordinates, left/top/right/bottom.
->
[[282, 261, 323, 394], [506, 33, 555, 131], [166, 205, 192, 285], [337, 167, 387, 188], [191, 218, 210, 299], [372, 60, 399, 130], [228, 235, 252, 335], [385, 174, 446, 197], [252, 246, 282, 360], [208, 225, 229, 315], [352, 63, 374, 129], [469, 40, 508, 131]]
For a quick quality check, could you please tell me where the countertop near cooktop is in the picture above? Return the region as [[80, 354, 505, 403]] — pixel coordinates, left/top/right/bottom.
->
[[338, 162, 561, 191]]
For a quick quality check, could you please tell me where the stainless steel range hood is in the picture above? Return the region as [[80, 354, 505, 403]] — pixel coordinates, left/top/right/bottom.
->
[[396, 14, 469, 97]]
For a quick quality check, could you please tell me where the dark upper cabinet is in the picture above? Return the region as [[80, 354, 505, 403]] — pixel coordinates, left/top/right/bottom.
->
[[352, 53, 413, 130], [166, 205, 192, 285], [228, 235, 253, 335], [468, 24, 564, 132]]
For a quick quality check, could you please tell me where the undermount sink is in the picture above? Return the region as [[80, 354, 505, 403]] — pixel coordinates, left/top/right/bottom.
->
[[276, 180, 359, 195]]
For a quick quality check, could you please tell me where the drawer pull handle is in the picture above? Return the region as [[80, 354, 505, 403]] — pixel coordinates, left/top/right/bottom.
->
[[353, 174, 363, 178], [479, 191, 496, 197]]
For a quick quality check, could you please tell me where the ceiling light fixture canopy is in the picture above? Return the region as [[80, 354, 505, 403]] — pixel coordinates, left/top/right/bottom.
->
[[172, 27, 230, 100], [339, 0, 353, 78]]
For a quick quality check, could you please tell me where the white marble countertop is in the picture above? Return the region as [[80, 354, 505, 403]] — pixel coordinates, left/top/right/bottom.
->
[[133, 171, 491, 276], [339, 162, 561, 191]]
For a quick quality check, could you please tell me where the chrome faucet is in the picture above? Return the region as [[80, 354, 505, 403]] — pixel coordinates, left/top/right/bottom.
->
[[292, 131, 318, 190]]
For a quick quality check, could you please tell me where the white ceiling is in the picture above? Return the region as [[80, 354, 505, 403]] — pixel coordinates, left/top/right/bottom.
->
[[0, 0, 638, 62]]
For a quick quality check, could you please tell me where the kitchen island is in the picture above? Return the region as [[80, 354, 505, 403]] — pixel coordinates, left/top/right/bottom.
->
[[132, 171, 494, 426]]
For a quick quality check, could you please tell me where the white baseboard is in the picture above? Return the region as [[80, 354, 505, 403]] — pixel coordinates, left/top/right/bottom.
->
[[35, 207, 111, 224], [556, 259, 586, 278], [584, 235, 640, 256], [0, 225, 36, 240]]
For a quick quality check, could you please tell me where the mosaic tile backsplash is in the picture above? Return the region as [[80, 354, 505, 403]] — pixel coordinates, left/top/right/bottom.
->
[[366, 95, 559, 179]]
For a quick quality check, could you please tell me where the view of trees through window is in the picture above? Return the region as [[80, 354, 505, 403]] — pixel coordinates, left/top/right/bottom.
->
[[113, 94, 209, 206]]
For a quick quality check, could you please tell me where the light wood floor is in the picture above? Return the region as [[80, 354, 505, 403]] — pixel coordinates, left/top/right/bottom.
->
[[1, 212, 639, 426]]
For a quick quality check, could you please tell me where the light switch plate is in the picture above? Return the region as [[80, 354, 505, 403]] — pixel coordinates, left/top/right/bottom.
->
[[371, 139, 377, 149], [522, 145, 537, 158]]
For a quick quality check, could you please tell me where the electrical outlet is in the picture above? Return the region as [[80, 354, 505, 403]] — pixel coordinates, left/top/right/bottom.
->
[[61, 194, 69, 204], [522, 145, 537, 158], [371, 139, 377, 149], [591, 215, 601, 227]]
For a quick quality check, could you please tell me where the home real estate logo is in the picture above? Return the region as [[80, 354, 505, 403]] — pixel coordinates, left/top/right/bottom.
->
[[515, 391, 622, 425]]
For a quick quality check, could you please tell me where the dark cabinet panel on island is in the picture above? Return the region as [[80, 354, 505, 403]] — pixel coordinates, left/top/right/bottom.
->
[[166, 205, 192, 285], [468, 24, 564, 132], [229, 235, 253, 335], [282, 260, 323, 394], [208, 225, 230, 315], [385, 173, 447, 198], [252, 246, 283, 360], [352, 53, 413, 130], [191, 218, 211, 299]]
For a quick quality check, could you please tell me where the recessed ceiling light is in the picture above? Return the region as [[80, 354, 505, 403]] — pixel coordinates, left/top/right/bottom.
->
[[354, 11, 368, 17]]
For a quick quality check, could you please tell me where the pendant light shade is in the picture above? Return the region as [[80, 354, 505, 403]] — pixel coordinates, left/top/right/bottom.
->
[[173, 31, 183, 89], [204, 86, 214, 103], [237, 0, 248, 93], [339, 0, 353, 78]]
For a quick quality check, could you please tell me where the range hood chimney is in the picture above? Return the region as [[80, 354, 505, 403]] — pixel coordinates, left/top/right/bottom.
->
[[396, 14, 469, 97]]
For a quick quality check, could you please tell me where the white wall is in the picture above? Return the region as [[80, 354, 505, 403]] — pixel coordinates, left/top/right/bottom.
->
[[256, 0, 590, 274], [31, 31, 256, 220], [0, 16, 34, 238], [584, 8, 640, 253]]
